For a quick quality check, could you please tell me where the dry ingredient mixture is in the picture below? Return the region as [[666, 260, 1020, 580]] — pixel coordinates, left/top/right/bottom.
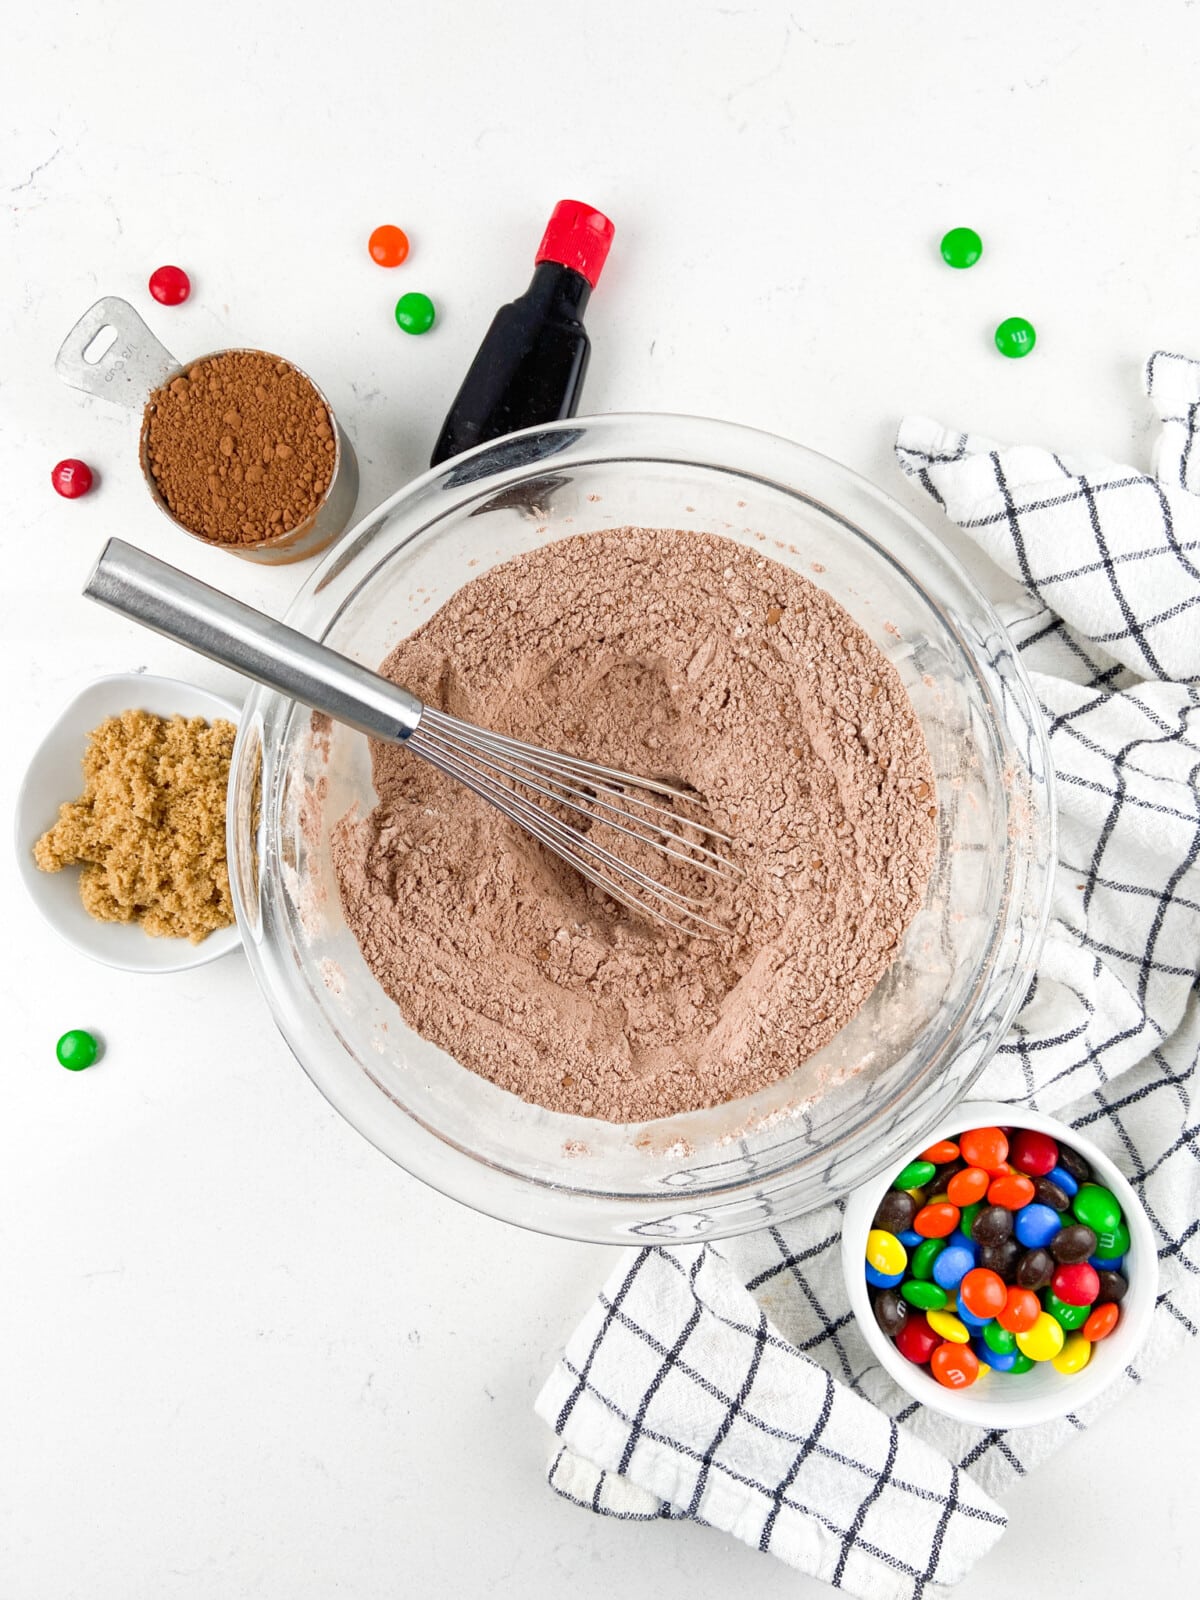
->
[[142, 350, 336, 546], [332, 527, 937, 1122], [35, 710, 236, 943]]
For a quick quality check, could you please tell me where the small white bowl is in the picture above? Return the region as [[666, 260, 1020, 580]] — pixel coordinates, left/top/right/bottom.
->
[[842, 1099, 1157, 1428], [15, 674, 242, 973]]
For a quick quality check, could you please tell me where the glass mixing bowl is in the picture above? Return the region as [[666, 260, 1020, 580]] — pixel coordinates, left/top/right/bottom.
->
[[227, 414, 1054, 1243]]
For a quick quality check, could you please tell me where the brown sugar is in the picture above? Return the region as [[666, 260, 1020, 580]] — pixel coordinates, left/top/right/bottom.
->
[[141, 350, 335, 546], [34, 710, 237, 943], [332, 526, 937, 1122]]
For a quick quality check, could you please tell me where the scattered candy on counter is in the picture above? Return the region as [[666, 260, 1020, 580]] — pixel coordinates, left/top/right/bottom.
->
[[148, 265, 191, 306], [56, 1028, 99, 1071], [395, 291, 436, 335], [939, 226, 983, 269], [995, 315, 1036, 358], [867, 1125, 1130, 1388], [51, 458, 94, 499], [369, 225, 410, 267]]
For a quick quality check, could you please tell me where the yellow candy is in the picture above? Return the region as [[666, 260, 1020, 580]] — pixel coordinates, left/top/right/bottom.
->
[[1051, 1333, 1092, 1375], [926, 1309, 970, 1344], [905, 1188, 926, 1206], [1016, 1311, 1065, 1363], [866, 1229, 908, 1276], [928, 1192, 950, 1205]]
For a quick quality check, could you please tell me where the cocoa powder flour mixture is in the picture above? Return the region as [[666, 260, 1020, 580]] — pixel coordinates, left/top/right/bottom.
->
[[332, 527, 937, 1123]]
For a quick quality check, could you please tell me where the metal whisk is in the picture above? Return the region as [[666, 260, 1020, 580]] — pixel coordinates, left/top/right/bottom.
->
[[85, 540, 739, 937]]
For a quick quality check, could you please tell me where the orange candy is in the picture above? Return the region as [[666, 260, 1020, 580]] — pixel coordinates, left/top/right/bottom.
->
[[921, 1140, 960, 1165], [959, 1126, 1009, 1170], [368, 224, 411, 267], [1083, 1302, 1120, 1342], [946, 1167, 990, 1206], [997, 1286, 1040, 1333], [931, 1341, 980, 1389], [988, 1172, 1036, 1210], [913, 1202, 961, 1239], [960, 1267, 1007, 1319]]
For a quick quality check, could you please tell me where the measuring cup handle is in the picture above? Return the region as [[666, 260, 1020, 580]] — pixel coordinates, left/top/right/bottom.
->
[[54, 296, 181, 410]]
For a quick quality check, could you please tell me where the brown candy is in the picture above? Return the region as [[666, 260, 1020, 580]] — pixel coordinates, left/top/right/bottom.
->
[[873, 1189, 918, 1235], [979, 1238, 1021, 1282], [873, 1287, 908, 1338], [971, 1205, 1013, 1246], [1033, 1175, 1071, 1211], [1096, 1269, 1128, 1304], [1015, 1247, 1056, 1290], [1050, 1223, 1098, 1264], [1056, 1144, 1092, 1185]]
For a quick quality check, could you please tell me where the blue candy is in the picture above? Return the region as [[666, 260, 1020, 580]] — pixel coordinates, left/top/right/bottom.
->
[[865, 1262, 904, 1289], [946, 1229, 979, 1260], [932, 1243, 975, 1291], [1047, 1164, 1078, 1197], [898, 1229, 922, 1249], [1014, 1202, 1061, 1249], [956, 1293, 991, 1330], [1090, 1254, 1124, 1273], [976, 1340, 1020, 1372]]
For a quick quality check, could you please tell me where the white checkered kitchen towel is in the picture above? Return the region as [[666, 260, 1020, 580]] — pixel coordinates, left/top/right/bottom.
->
[[535, 353, 1200, 1598]]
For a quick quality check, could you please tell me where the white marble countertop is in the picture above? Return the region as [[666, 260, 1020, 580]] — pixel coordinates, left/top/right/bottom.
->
[[4, 2, 1199, 1594]]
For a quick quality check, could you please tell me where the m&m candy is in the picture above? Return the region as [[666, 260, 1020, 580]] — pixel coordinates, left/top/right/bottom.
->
[[56, 1028, 99, 1070], [864, 1122, 1132, 1390], [51, 459, 93, 498], [369, 224, 410, 267], [148, 265, 191, 305], [995, 316, 1036, 358], [395, 292, 436, 334], [940, 226, 983, 269]]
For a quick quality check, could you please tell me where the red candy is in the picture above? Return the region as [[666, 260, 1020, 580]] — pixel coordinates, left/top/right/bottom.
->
[[997, 1286, 1040, 1333], [148, 264, 191, 305], [959, 1126, 1008, 1170], [947, 1167, 989, 1206], [931, 1341, 980, 1389], [1083, 1302, 1119, 1341], [913, 1202, 960, 1239], [1010, 1128, 1059, 1177], [1052, 1262, 1100, 1306], [51, 458, 93, 498], [921, 1140, 960, 1165], [988, 1172, 1036, 1210], [960, 1267, 1006, 1319], [895, 1310, 941, 1365]]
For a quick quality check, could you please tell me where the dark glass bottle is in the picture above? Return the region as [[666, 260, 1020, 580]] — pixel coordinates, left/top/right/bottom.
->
[[430, 200, 614, 467]]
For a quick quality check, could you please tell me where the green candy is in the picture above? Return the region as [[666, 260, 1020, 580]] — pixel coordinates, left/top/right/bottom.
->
[[911, 1237, 947, 1280], [394, 292, 436, 335], [893, 1159, 936, 1191], [1008, 1351, 1036, 1375], [940, 226, 983, 269], [994, 316, 1036, 359], [1095, 1218, 1130, 1258], [56, 1028, 99, 1071], [901, 1279, 947, 1311], [1043, 1290, 1089, 1331], [983, 1323, 1017, 1355], [959, 1201, 982, 1240], [1072, 1184, 1122, 1234]]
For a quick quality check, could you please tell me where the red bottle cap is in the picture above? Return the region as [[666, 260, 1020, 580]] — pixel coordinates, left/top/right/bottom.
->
[[535, 199, 614, 288]]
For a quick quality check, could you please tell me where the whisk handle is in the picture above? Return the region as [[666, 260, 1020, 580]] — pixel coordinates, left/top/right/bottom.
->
[[84, 538, 424, 742]]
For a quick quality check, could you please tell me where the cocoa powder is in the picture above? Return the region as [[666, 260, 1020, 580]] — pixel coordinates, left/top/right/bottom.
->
[[331, 527, 937, 1123], [142, 350, 335, 545]]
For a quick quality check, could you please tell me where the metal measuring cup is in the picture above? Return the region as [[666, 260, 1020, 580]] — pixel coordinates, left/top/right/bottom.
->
[[55, 297, 359, 565]]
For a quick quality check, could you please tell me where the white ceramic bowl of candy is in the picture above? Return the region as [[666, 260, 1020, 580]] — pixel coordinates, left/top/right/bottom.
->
[[841, 1100, 1158, 1427]]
